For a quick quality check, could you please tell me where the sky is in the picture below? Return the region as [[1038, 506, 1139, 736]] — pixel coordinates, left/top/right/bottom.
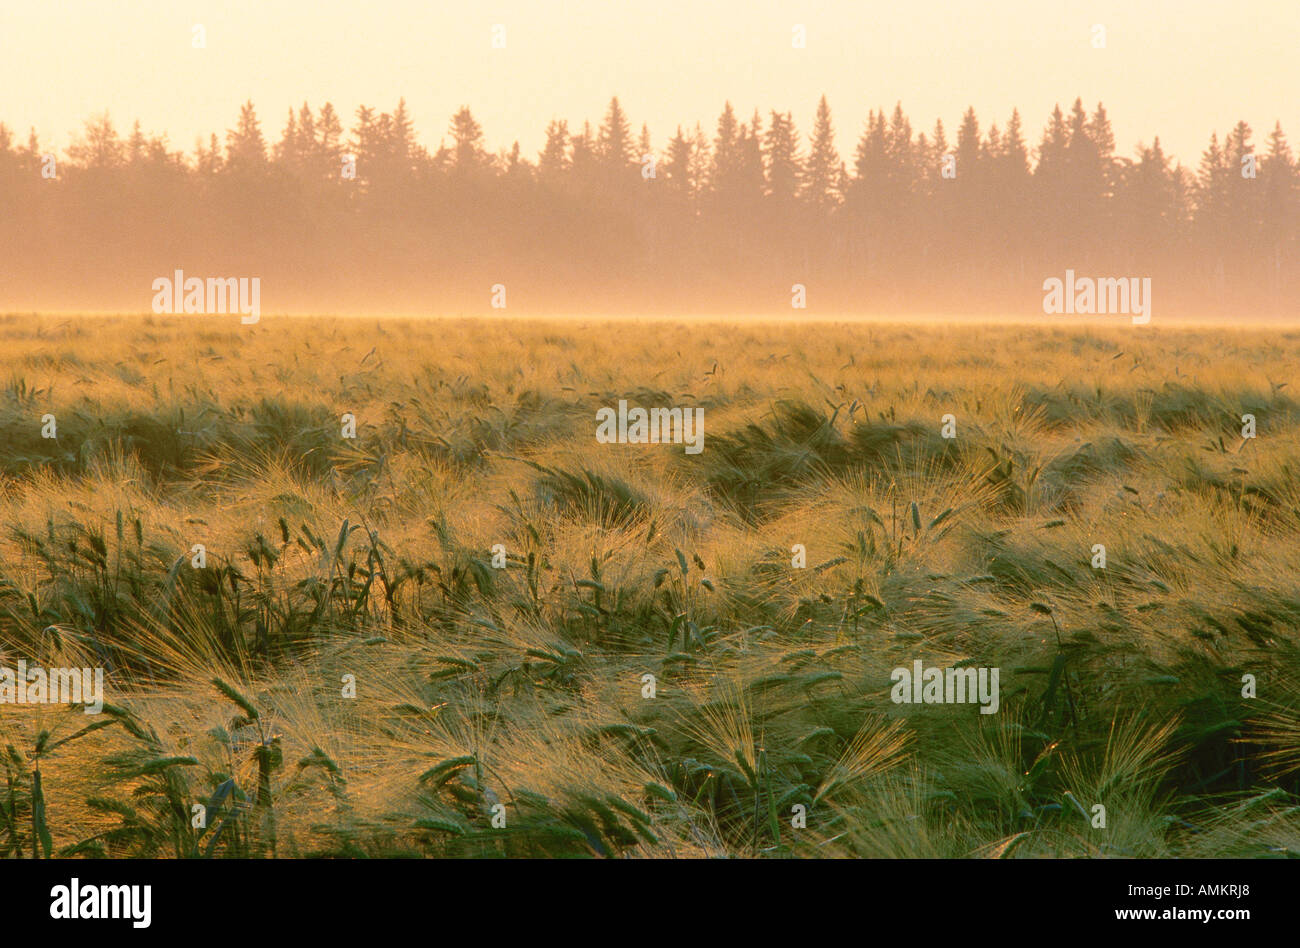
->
[[2, 1, 1297, 168]]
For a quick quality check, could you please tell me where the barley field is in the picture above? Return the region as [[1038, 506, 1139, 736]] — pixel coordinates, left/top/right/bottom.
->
[[0, 313, 1297, 858]]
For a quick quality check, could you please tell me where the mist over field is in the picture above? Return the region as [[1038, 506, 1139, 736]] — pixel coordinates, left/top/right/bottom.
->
[[2, 5, 1298, 881], [2, 92, 1298, 318]]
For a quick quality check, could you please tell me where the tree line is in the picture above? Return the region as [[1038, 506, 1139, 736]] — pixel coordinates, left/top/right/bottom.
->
[[1, 96, 1296, 316]]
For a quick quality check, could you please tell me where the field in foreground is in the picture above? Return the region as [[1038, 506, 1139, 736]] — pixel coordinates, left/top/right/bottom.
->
[[0, 313, 1297, 858]]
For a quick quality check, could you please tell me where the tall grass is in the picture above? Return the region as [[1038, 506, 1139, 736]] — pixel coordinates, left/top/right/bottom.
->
[[0, 313, 1296, 858]]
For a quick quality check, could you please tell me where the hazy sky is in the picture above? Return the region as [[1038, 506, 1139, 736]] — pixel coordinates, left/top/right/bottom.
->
[[3, 1, 1296, 167]]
